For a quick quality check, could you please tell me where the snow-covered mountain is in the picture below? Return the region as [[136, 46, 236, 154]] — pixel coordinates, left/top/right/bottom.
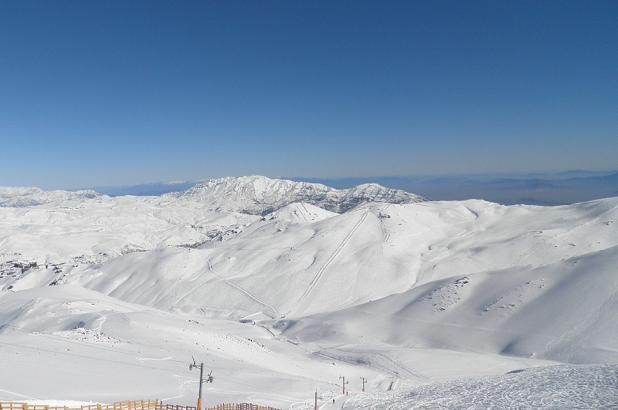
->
[[171, 175, 424, 214], [0, 178, 616, 408], [0, 187, 101, 207], [0, 177, 418, 266]]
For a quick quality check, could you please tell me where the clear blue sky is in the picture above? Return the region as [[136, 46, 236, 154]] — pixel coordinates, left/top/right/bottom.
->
[[0, 1, 616, 188]]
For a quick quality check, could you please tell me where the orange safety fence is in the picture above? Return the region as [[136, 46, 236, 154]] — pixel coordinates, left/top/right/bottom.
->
[[0, 402, 194, 410], [205, 405, 278, 410]]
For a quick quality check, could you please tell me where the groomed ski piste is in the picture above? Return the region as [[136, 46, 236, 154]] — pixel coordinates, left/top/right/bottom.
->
[[1, 176, 617, 408], [328, 365, 618, 409]]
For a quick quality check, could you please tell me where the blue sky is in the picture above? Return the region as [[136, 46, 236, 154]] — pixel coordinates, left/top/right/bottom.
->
[[0, 1, 616, 188]]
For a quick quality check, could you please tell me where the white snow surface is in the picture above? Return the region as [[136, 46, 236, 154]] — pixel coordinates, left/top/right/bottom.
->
[[334, 364, 618, 409], [0, 177, 617, 408]]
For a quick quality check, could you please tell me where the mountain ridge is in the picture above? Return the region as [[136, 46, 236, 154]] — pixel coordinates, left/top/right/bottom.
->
[[1, 176, 424, 215], [169, 175, 424, 214]]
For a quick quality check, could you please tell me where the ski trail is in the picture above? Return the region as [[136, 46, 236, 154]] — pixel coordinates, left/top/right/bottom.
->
[[312, 348, 426, 381], [0, 388, 37, 400], [289, 208, 369, 316], [296, 202, 314, 223], [372, 352, 428, 380], [173, 270, 214, 306], [173, 260, 280, 318], [137, 356, 173, 361], [300, 203, 312, 222], [207, 260, 281, 318], [379, 204, 391, 243], [161, 375, 195, 401], [95, 313, 107, 333]]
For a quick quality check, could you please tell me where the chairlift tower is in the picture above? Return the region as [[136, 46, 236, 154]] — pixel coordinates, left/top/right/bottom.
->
[[189, 357, 214, 410], [339, 376, 349, 395]]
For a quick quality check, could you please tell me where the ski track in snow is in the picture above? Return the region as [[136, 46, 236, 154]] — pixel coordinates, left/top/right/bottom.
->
[[312, 348, 425, 384], [172, 257, 280, 319], [289, 208, 370, 316], [0, 388, 36, 400], [161, 377, 196, 402], [207, 260, 281, 318], [298, 203, 311, 222]]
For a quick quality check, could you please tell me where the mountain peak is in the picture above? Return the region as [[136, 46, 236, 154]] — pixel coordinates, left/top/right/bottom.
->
[[174, 175, 424, 214]]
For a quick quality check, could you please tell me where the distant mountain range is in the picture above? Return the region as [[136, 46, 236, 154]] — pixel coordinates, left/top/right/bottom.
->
[[2, 176, 423, 214], [295, 171, 618, 205], [91, 170, 618, 205], [0, 186, 100, 207], [167, 175, 424, 214]]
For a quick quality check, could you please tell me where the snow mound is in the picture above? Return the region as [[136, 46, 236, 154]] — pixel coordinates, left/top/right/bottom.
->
[[172, 175, 423, 214]]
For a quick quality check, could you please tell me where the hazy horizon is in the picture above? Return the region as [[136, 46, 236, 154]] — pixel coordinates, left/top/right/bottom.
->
[[65, 169, 618, 207]]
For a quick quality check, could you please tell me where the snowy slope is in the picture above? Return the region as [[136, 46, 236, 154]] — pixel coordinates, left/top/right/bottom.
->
[[20, 198, 613, 323], [280, 244, 618, 364], [336, 364, 618, 409], [0, 179, 617, 407], [0, 193, 258, 265], [0, 285, 554, 407], [0, 285, 382, 406]]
